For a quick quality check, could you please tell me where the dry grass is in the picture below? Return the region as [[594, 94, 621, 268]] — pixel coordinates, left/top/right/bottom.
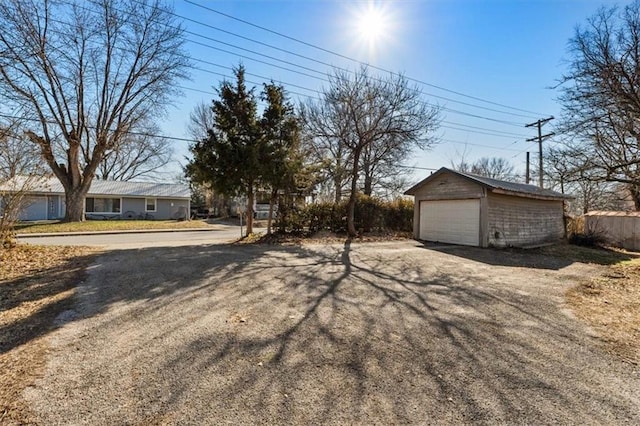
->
[[0, 244, 99, 424], [566, 257, 640, 365], [538, 242, 636, 265], [241, 229, 413, 245], [14, 219, 210, 234]]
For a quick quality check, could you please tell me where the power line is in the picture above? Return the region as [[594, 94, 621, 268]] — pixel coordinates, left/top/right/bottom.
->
[[64, 0, 542, 143], [11, 0, 533, 155], [441, 125, 526, 139], [439, 138, 522, 152], [186, 38, 328, 82], [183, 0, 550, 118], [441, 120, 529, 138], [0, 113, 196, 143], [85, 0, 542, 121]]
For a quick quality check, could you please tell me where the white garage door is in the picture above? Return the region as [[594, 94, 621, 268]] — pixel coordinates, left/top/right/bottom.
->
[[419, 199, 480, 246]]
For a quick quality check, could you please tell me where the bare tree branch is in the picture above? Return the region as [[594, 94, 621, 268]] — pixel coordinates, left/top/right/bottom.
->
[[0, 0, 189, 221]]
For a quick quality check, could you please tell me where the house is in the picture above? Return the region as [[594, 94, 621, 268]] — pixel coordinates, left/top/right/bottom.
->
[[404, 167, 571, 248], [1, 176, 190, 221]]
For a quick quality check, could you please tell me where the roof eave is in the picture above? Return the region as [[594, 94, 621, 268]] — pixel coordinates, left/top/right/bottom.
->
[[490, 188, 573, 201]]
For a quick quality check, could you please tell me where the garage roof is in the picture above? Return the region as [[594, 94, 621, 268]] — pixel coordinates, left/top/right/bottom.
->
[[405, 167, 572, 200]]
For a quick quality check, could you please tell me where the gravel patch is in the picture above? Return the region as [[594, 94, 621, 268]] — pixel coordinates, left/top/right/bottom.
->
[[24, 240, 640, 424]]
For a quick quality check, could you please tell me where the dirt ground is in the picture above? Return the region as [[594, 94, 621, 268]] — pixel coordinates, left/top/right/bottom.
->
[[15, 240, 640, 424], [0, 245, 99, 424], [567, 259, 640, 364]]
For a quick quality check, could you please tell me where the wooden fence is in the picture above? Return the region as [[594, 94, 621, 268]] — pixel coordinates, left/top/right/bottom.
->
[[584, 211, 640, 251]]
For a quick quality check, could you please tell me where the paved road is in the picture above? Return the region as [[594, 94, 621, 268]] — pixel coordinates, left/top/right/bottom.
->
[[16, 225, 259, 249], [22, 240, 640, 424]]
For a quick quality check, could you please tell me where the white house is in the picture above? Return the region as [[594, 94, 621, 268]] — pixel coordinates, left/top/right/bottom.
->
[[1, 177, 190, 221]]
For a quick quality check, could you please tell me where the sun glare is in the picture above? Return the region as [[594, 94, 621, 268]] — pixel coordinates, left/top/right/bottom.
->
[[348, 1, 397, 60], [357, 5, 387, 43]]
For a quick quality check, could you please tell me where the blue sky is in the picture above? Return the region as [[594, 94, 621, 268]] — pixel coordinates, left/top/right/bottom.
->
[[164, 0, 607, 184]]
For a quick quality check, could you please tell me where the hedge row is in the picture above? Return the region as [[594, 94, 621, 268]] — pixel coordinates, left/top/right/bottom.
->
[[275, 196, 413, 233]]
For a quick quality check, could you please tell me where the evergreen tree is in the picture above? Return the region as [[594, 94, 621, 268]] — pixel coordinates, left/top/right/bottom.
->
[[187, 66, 261, 234], [260, 83, 304, 234]]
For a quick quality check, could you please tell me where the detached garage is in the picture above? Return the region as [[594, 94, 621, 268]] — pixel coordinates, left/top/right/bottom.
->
[[405, 167, 571, 248]]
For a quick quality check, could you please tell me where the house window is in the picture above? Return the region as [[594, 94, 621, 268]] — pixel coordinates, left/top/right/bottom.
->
[[145, 198, 157, 212], [86, 197, 120, 213]]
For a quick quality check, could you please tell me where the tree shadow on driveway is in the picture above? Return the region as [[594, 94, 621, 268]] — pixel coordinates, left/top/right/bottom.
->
[[24, 240, 640, 424]]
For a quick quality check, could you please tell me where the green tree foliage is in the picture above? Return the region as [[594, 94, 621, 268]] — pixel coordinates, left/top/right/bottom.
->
[[187, 66, 261, 233], [187, 66, 305, 235], [260, 83, 305, 234]]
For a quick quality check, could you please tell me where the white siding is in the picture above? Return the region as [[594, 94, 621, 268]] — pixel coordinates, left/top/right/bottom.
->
[[419, 199, 480, 246]]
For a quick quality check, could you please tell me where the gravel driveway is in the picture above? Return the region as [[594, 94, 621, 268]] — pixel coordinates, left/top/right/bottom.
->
[[25, 240, 640, 424]]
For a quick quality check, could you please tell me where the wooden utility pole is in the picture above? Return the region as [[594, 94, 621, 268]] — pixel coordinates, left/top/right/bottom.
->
[[525, 117, 554, 189], [525, 152, 530, 184]]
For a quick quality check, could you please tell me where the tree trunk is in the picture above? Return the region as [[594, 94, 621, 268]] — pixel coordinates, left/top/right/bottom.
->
[[334, 177, 342, 204], [65, 186, 87, 222], [363, 172, 373, 197], [246, 184, 254, 235], [630, 185, 640, 211], [267, 188, 277, 235], [347, 149, 362, 237]]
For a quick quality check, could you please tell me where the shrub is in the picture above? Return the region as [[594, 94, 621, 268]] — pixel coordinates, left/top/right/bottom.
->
[[569, 229, 608, 247], [567, 216, 608, 247], [383, 198, 414, 231], [274, 196, 414, 234]]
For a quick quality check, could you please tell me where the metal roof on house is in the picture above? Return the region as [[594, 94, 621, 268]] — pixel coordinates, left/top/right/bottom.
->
[[1, 176, 190, 198], [405, 167, 571, 200]]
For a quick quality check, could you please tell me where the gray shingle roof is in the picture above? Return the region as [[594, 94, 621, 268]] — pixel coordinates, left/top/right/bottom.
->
[[405, 167, 571, 200], [2, 176, 190, 198]]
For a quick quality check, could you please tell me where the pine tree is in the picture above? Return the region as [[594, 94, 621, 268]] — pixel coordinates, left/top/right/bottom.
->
[[260, 83, 303, 234], [187, 66, 261, 234]]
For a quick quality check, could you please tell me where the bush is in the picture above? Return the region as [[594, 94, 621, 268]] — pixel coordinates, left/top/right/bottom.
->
[[383, 198, 414, 231], [274, 196, 414, 234], [567, 216, 608, 247], [569, 229, 608, 247]]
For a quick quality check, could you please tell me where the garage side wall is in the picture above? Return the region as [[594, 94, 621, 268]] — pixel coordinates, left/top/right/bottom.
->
[[487, 193, 564, 247], [411, 173, 483, 238]]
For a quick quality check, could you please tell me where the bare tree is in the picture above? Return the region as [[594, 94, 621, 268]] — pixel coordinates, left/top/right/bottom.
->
[[97, 123, 173, 181], [302, 67, 440, 236], [300, 98, 352, 204], [558, 1, 640, 209], [0, 0, 189, 221], [469, 157, 515, 180], [545, 145, 626, 214], [0, 119, 46, 247], [360, 133, 415, 196], [450, 151, 515, 181], [187, 101, 216, 142]]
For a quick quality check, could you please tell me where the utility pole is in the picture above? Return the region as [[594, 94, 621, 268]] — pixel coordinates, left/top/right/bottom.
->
[[525, 152, 530, 184], [525, 117, 554, 189]]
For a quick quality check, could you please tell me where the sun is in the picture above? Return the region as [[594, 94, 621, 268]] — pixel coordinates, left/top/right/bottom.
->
[[347, 1, 397, 60], [356, 5, 388, 44]]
